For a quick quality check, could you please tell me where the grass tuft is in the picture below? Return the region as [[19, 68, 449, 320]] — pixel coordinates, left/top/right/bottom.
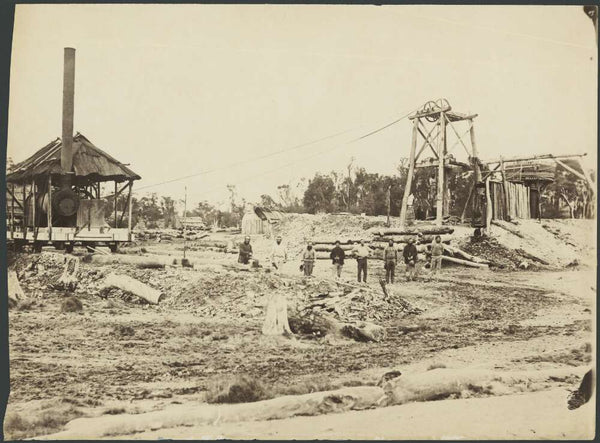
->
[[205, 375, 270, 404]]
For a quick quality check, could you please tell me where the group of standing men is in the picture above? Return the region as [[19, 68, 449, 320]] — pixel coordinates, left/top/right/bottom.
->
[[238, 234, 445, 282]]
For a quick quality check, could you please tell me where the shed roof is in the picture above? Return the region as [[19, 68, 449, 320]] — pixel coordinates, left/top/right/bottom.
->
[[504, 161, 555, 183], [6, 133, 141, 185]]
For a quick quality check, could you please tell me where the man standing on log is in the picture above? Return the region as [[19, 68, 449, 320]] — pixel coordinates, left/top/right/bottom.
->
[[271, 235, 287, 273], [330, 240, 345, 280], [430, 235, 444, 277], [238, 236, 253, 264], [403, 238, 419, 281], [383, 239, 398, 284], [302, 242, 316, 277], [352, 239, 371, 284]]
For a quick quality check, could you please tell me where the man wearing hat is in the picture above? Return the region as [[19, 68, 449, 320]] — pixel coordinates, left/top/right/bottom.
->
[[330, 240, 346, 280], [383, 239, 398, 284], [270, 235, 288, 273], [238, 236, 253, 264], [352, 239, 371, 283], [403, 237, 419, 281]]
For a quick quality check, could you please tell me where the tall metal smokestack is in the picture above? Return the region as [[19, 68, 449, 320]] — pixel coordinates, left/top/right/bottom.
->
[[61, 47, 75, 174]]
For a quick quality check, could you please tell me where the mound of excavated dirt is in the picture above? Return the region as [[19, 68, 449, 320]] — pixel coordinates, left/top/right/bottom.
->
[[486, 219, 594, 268]]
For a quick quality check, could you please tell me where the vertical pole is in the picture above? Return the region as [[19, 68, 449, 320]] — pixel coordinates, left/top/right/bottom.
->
[[485, 176, 493, 233], [10, 184, 15, 239], [114, 181, 118, 228], [61, 48, 76, 174], [469, 119, 480, 182], [500, 158, 509, 221], [48, 175, 53, 240], [435, 114, 446, 226], [22, 184, 26, 233], [32, 179, 36, 230], [399, 118, 419, 227], [386, 185, 391, 226], [537, 183, 542, 222], [128, 181, 133, 232], [183, 186, 187, 260]]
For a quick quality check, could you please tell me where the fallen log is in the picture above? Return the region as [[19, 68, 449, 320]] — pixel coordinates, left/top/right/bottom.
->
[[370, 244, 428, 253], [491, 220, 524, 238], [383, 367, 588, 407], [443, 244, 490, 265], [83, 253, 170, 268], [372, 234, 453, 244], [515, 248, 550, 266], [370, 227, 454, 236], [441, 255, 488, 269], [101, 273, 162, 304], [310, 238, 358, 245], [313, 244, 356, 252], [43, 386, 384, 439]]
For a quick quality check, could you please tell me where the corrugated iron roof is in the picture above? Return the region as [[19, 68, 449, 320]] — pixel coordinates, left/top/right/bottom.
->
[[6, 133, 141, 185]]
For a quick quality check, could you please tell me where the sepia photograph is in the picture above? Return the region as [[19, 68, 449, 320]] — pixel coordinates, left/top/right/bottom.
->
[[2, 3, 598, 440]]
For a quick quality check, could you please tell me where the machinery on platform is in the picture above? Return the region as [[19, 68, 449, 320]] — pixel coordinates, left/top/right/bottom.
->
[[6, 48, 140, 252]]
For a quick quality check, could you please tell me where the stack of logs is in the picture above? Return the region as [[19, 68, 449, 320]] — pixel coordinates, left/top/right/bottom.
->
[[311, 226, 489, 268], [311, 227, 454, 261]]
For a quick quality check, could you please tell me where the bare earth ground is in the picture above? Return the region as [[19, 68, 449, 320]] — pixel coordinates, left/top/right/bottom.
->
[[3, 218, 596, 440]]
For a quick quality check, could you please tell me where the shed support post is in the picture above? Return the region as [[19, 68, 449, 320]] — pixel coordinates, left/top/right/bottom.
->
[[500, 158, 509, 221], [32, 179, 36, 231], [114, 181, 118, 228], [128, 181, 133, 234], [10, 184, 15, 239], [435, 115, 446, 226], [485, 176, 492, 234], [48, 175, 52, 240], [22, 184, 26, 234], [399, 118, 419, 227]]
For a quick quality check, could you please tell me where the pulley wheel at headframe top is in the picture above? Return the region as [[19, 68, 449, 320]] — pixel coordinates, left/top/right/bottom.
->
[[52, 188, 80, 217], [420, 98, 451, 122]]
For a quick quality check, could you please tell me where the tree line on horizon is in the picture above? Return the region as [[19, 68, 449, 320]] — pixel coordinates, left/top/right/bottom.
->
[[105, 158, 593, 229]]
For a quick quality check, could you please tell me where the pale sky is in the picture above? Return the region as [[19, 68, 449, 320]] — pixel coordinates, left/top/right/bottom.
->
[[7, 4, 597, 210]]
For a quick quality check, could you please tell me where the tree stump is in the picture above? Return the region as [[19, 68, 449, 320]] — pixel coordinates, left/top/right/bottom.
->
[[262, 293, 292, 336], [54, 256, 80, 291], [8, 270, 26, 306]]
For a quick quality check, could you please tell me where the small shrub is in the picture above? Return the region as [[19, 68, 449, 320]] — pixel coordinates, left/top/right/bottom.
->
[[17, 299, 36, 311], [103, 407, 126, 415], [113, 325, 135, 337], [205, 375, 270, 404], [4, 412, 29, 436], [61, 297, 83, 313], [176, 324, 205, 337]]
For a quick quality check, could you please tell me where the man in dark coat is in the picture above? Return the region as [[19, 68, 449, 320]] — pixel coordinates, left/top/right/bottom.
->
[[403, 238, 419, 281], [330, 240, 346, 280], [238, 236, 253, 264]]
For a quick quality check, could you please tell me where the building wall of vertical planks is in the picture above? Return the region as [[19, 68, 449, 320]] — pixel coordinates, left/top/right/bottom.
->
[[399, 99, 482, 228], [5, 48, 141, 253], [482, 153, 591, 222]]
